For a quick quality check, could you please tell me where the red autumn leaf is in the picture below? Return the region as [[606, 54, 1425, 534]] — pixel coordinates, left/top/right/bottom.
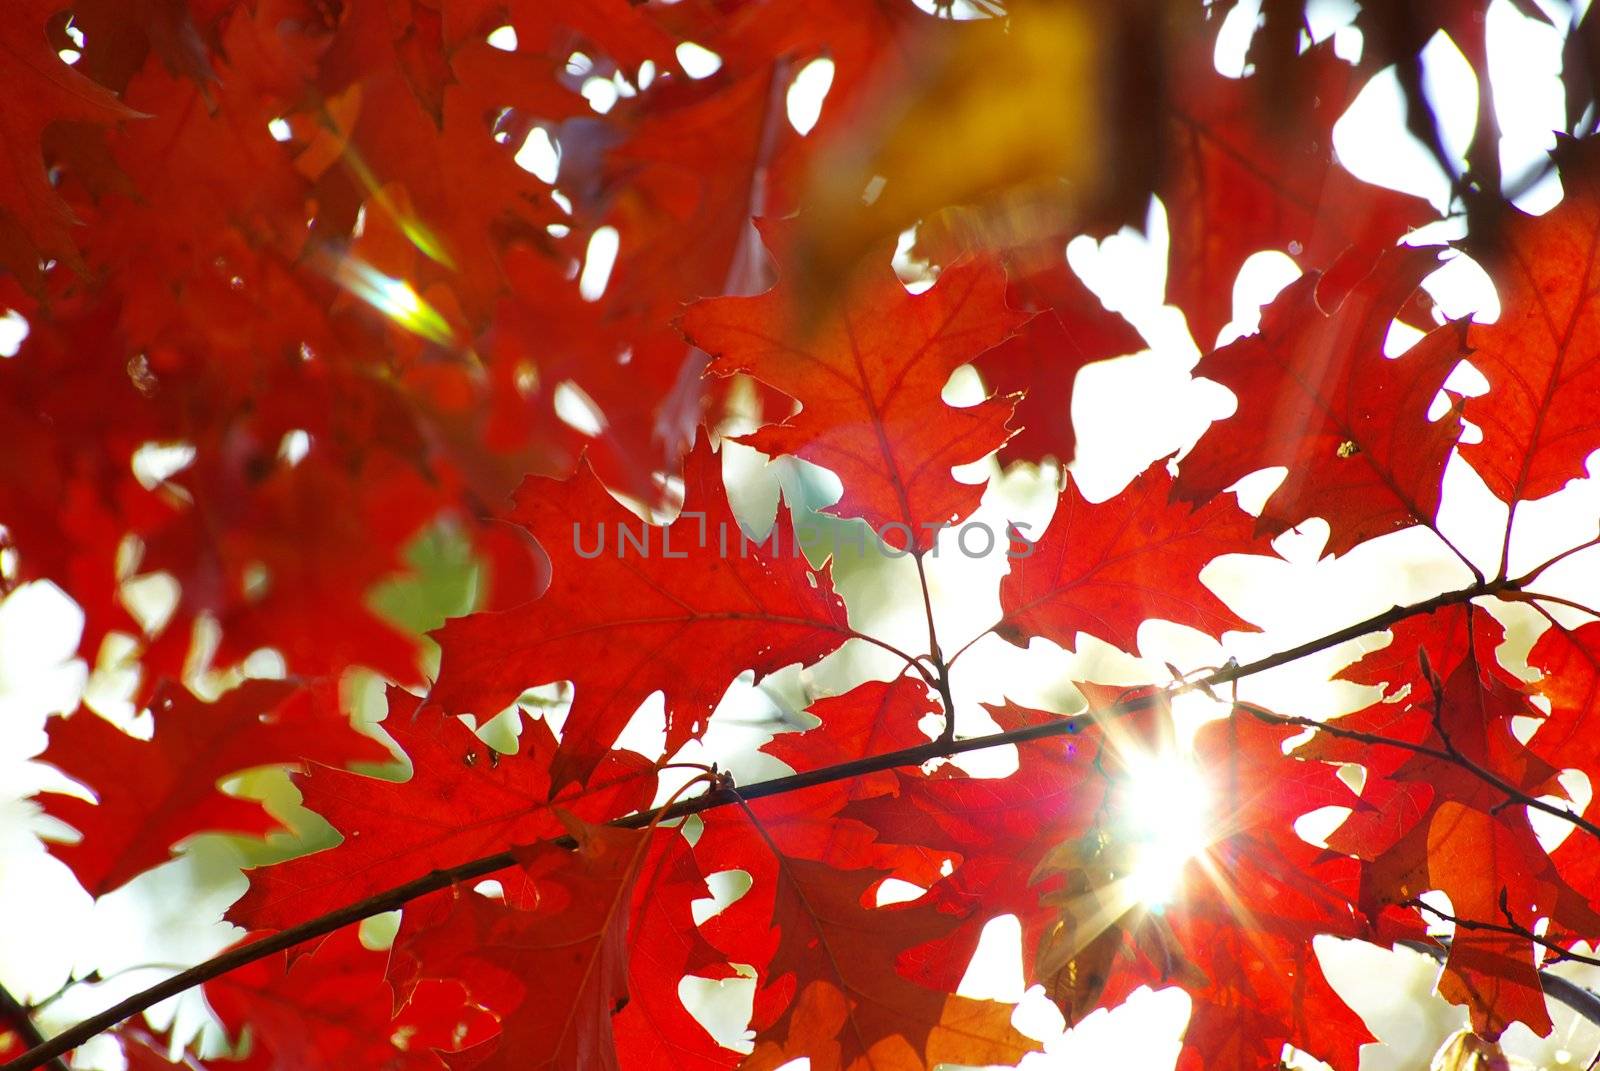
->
[[1144, 712, 1375, 1071], [142, 452, 443, 686], [680, 242, 1026, 550], [840, 702, 1111, 992], [1459, 139, 1600, 506], [760, 677, 937, 788], [587, 70, 804, 318], [1427, 802, 1558, 1039], [693, 808, 1038, 1071], [997, 460, 1266, 654], [394, 816, 656, 1071], [429, 433, 851, 789], [39, 678, 389, 897], [65, 0, 221, 93], [850, 700, 1373, 1071], [1304, 606, 1557, 839], [612, 832, 741, 1071], [1161, 30, 1434, 346], [737, 677, 952, 887], [977, 258, 1145, 467], [229, 686, 657, 931], [1527, 619, 1600, 786], [206, 926, 496, 1070], [0, 0, 141, 279], [1299, 605, 1600, 1037], [700, 0, 934, 126], [1174, 247, 1470, 558]]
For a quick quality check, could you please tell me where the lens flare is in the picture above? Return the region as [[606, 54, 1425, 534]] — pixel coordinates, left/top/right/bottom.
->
[[1119, 751, 1211, 908], [319, 253, 456, 345]]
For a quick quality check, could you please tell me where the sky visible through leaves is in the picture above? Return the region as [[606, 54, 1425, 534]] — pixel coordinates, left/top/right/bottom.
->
[[7, 0, 1600, 1070]]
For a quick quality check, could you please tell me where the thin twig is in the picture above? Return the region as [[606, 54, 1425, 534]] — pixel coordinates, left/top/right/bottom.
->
[[1519, 534, 1600, 587], [1235, 698, 1600, 844], [1406, 900, 1600, 971], [1517, 591, 1600, 622]]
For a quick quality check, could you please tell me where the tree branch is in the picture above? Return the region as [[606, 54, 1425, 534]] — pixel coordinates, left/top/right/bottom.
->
[[0, 982, 67, 1071]]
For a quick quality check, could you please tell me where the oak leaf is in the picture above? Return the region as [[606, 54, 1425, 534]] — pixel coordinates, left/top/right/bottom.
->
[[394, 817, 656, 1071], [681, 242, 1026, 550], [429, 434, 851, 788], [229, 686, 657, 931], [1162, 34, 1433, 346], [998, 461, 1265, 654], [1460, 138, 1600, 505], [1175, 247, 1469, 558], [0, 0, 141, 280], [694, 809, 1037, 1071], [40, 679, 389, 897], [206, 927, 495, 1070]]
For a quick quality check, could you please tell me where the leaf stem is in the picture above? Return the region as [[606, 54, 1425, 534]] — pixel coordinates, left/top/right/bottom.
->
[[1519, 533, 1600, 588], [845, 626, 940, 688], [909, 549, 958, 744]]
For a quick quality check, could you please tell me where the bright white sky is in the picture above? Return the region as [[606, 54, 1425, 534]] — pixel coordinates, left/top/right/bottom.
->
[[5, 1, 1600, 1069]]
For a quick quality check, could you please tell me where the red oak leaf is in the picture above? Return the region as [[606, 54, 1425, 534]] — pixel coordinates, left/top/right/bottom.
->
[[997, 460, 1266, 654], [761, 676, 937, 791], [1146, 712, 1374, 1071], [66, 0, 221, 93], [680, 244, 1026, 550], [701, 0, 935, 127], [1299, 606, 1599, 1036], [851, 701, 1372, 1070], [229, 686, 657, 931], [206, 926, 495, 1071], [1460, 139, 1600, 505], [39, 679, 389, 897], [1162, 32, 1433, 346], [729, 677, 949, 887], [395, 817, 657, 1071], [0, 0, 141, 279], [1527, 619, 1600, 788], [840, 702, 1110, 992], [612, 832, 742, 1071], [693, 809, 1038, 1071], [429, 434, 850, 789], [389, 830, 740, 1070], [1427, 802, 1557, 1039], [977, 258, 1144, 467], [1174, 247, 1469, 558]]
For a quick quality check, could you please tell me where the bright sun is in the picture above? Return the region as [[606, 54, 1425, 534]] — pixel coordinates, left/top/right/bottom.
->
[[1120, 751, 1212, 908]]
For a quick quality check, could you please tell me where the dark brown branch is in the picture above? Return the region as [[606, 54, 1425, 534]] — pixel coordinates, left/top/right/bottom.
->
[[0, 983, 66, 1071]]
